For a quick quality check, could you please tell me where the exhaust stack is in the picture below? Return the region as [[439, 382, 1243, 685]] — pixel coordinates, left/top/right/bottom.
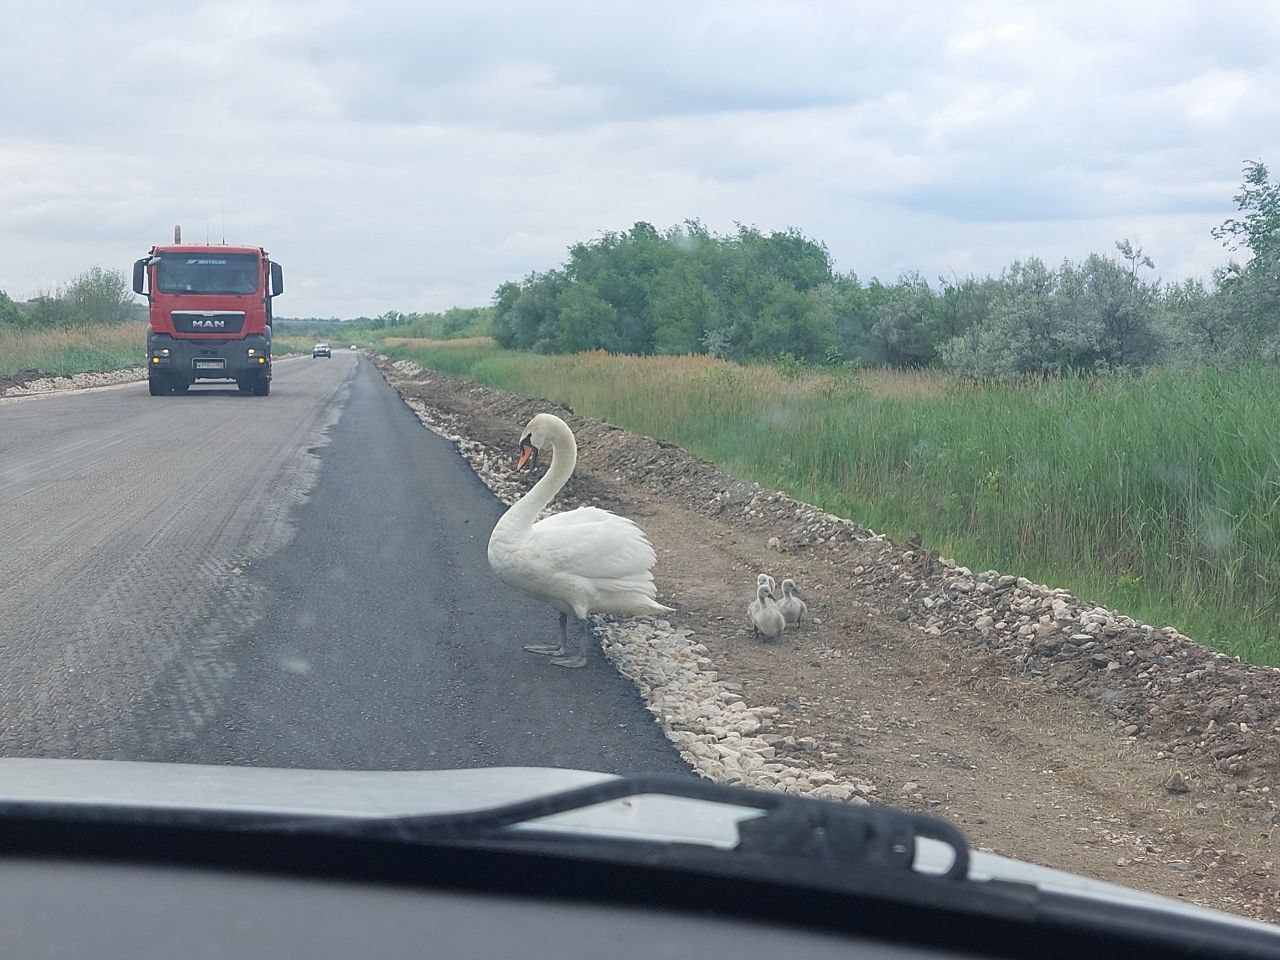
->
[[174, 224, 182, 244]]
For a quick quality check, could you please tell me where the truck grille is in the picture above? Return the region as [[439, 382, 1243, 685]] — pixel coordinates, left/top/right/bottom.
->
[[171, 310, 245, 334]]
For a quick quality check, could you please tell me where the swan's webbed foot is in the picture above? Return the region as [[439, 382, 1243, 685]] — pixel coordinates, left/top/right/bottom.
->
[[526, 611, 570, 658], [523, 643, 567, 656], [550, 614, 589, 667]]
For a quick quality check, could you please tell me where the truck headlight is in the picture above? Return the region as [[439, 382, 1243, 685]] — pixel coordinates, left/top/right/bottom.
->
[[160, 349, 170, 357], [247, 349, 256, 356]]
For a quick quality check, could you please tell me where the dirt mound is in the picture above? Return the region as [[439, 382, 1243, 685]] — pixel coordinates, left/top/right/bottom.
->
[[0, 368, 43, 393]]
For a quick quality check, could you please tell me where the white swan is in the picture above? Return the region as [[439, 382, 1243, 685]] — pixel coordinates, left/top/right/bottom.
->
[[778, 578, 808, 625], [749, 583, 786, 641], [487, 413, 673, 668]]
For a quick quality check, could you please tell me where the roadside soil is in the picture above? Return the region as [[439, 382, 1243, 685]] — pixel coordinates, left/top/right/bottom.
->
[[379, 358, 1279, 924], [0, 369, 43, 392]]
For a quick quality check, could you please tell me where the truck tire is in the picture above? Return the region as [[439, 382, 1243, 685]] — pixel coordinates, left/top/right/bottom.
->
[[252, 377, 270, 397], [148, 376, 163, 396], [172, 379, 190, 394], [237, 379, 253, 393]]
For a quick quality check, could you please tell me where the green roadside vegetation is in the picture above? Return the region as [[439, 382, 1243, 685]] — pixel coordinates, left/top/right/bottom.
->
[[0, 271, 145, 380], [0, 321, 144, 380], [380, 337, 1280, 667]]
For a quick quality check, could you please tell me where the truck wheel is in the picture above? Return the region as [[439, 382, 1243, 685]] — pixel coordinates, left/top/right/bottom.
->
[[237, 380, 253, 393], [148, 377, 163, 396], [172, 379, 190, 394], [252, 377, 270, 397]]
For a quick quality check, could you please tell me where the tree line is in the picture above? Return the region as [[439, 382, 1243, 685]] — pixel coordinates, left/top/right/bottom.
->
[[275, 307, 494, 340], [491, 161, 1280, 376]]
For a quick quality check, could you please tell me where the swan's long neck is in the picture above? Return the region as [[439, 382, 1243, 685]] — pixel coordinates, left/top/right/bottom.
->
[[497, 421, 577, 535]]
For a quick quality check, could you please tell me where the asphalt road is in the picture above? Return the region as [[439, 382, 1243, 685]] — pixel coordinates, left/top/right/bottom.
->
[[0, 354, 687, 775]]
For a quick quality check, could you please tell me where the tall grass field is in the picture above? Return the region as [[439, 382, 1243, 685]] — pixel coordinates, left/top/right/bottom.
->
[[0, 322, 144, 379], [384, 339, 1280, 666]]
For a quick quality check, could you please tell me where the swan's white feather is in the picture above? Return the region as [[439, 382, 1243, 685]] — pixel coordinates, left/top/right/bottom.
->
[[487, 415, 673, 624], [491, 512, 667, 618], [534, 507, 658, 577]]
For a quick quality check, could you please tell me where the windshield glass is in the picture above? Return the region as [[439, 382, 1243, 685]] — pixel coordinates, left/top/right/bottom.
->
[[156, 253, 259, 295], [2, 1, 1280, 938]]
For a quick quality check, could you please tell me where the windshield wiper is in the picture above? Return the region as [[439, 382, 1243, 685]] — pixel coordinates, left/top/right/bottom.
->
[[246, 774, 971, 882], [6, 773, 1277, 958]]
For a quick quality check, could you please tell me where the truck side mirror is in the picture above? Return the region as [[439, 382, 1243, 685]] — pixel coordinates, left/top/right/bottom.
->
[[132, 259, 148, 296], [270, 262, 284, 297]]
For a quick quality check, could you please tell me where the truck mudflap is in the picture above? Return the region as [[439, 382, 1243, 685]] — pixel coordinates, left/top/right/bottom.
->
[[147, 332, 272, 395]]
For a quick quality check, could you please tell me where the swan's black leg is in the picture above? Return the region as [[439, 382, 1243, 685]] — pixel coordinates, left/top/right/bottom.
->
[[524, 611, 569, 656], [552, 616, 588, 669]]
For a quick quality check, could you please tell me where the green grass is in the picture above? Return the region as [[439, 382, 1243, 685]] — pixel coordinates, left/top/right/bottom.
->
[[0, 322, 145, 379], [382, 339, 1280, 666]]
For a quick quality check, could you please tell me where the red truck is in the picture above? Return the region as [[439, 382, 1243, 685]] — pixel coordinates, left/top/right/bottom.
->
[[133, 228, 284, 396]]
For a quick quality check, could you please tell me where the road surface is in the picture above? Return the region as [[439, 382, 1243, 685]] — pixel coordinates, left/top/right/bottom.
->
[[0, 354, 687, 774]]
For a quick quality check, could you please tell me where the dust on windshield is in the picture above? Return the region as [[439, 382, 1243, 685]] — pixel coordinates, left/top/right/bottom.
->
[[5, 0, 1280, 935]]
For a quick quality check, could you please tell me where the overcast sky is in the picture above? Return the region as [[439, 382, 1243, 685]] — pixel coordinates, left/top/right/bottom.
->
[[2, 1, 1278, 318]]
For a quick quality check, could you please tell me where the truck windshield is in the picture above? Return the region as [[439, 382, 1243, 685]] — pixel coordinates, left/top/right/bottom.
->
[[156, 253, 260, 295]]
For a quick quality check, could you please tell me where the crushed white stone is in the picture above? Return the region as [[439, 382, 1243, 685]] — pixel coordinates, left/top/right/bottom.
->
[[1, 366, 148, 398]]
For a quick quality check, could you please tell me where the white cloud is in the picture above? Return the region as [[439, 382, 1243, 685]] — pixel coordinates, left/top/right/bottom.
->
[[1, 0, 1278, 315]]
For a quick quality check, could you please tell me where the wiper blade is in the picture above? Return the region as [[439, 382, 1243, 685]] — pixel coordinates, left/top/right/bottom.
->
[[253, 774, 970, 882]]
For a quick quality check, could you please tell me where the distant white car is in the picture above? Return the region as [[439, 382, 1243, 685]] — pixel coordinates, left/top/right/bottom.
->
[[349, 345, 358, 350], [313, 343, 331, 358]]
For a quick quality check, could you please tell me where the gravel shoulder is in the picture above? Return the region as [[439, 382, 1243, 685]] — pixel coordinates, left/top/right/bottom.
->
[[0, 354, 307, 400], [0, 366, 148, 398], [376, 355, 1280, 924]]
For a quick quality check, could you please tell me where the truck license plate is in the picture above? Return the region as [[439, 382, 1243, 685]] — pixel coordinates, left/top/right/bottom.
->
[[194, 359, 225, 370]]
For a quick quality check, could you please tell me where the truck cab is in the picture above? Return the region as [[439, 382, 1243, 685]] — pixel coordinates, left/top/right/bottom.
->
[[134, 232, 284, 397]]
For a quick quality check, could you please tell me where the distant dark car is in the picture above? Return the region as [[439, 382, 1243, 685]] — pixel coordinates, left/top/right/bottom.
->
[[313, 343, 331, 358]]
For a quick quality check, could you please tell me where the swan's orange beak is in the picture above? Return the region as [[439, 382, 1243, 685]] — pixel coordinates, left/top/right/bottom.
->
[[517, 442, 536, 470]]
